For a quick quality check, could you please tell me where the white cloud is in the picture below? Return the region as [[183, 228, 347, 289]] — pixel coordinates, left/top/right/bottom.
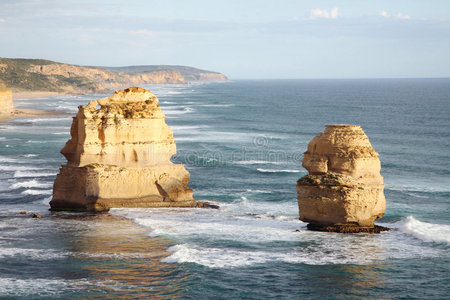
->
[[395, 13, 411, 20], [380, 10, 411, 20], [130, 29, 156, 37], [0, 18, 5, 22], [309, 8, 338, 19], [330, 8, 338, 19]]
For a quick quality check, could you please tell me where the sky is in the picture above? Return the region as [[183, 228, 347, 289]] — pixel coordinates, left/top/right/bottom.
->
[[0, 0, 449, 79]]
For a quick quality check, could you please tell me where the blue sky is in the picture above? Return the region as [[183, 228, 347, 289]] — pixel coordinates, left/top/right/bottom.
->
[[0, 0, 449, 78]]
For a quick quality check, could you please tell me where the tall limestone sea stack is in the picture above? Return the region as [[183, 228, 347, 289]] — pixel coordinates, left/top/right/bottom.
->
[[0, 83, 14, 115], [50, 87, 209, 211], [296, 125, 388, 233]]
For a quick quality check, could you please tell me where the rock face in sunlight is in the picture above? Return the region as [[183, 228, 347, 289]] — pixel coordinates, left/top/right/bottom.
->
[[50, 87, 210, 211], [296, 125, 388, 233], [0, 83, 14, 115]]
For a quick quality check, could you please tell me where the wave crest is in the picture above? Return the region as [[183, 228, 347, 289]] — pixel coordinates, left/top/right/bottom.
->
[[399, 216, 450, 244], [257, 168, 300, 173]]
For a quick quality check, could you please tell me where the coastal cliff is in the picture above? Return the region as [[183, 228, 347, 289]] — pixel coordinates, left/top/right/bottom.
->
[[0, 83, 14, 115], [296, 125, 387, 233], [0, 58, 228, 94], [50, 87, 209, 211]]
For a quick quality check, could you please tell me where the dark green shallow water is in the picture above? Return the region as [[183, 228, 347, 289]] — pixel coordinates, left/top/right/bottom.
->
[[0, 79, 449, 299]]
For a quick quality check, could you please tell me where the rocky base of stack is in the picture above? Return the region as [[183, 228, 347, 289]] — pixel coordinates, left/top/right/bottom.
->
[[50, 164, 215, 211], [306, 223, 390, 233], [297, 173, 386, 233]]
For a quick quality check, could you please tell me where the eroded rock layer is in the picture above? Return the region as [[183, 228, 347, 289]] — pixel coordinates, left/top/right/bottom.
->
[[296, 125, 387, 232], [50, 87, 207, 211]]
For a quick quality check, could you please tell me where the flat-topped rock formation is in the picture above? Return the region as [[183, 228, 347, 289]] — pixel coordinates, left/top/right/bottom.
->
[[0, 83, 14, 115], [296, 125, 388, 233], [50, 87, 210, 211]]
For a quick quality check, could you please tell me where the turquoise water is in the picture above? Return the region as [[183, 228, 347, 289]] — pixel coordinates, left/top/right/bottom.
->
[[0, 79, 449, 299]]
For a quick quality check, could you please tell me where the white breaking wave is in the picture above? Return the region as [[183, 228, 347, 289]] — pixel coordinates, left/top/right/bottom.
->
[[0, 247, 66, 260], [10, 179, 52, 189], [170, 125, 209, 132], [399, 216, 450, 244], [163, 107, 195, 115], [0, 156, 19, 163], [110, 202, 446, 269], [161, 241, 389, 268], [74, 251, 160, 259], [24, 117, 68, 123], [21, 189, 53, 195], [0, 165, 42, 171], [23, 154, 38, 158], [195, 104, 235, 107], [14, 170, 55, 178], [113, 209, 303, 243], [245, 189, 274, 194], [0, 278, 69, 297], [257, 168, 300, 173], [0, 278, 132, 296], [40, 196, 52, 205], [112, 201, 407, 269], [234, 160, 285, 165], [110, 200, 303, 243]]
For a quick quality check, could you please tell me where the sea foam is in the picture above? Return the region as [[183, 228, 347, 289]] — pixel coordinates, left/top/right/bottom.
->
[[0, 165, 42, 171], [14, 170, 55, 178], [163, 106, 195, 115], [10, 179, 52, 189], [21, 189, 53, 195], [0, 247, 66, 260], [110, 202, 446, 269], [257, 168, 301, 173], [399, 216, 450, 244], [234, 160, 285, 165], [0, 278, 130, 296], [0, 156, 19, 163], [161, 241, 389, 268]]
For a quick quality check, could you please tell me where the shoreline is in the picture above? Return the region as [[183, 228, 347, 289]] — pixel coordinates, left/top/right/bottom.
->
[[0, 108, 69, 120], [0, 91, 75, 120], [12, 91, 76, 100], [12, 108, 66, 118]]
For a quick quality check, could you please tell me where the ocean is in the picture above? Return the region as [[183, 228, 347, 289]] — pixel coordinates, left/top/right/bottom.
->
[[0, 79, 449, 299]]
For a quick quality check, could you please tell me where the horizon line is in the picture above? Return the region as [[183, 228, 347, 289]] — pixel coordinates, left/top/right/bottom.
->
[[229, 77, 450, 80]]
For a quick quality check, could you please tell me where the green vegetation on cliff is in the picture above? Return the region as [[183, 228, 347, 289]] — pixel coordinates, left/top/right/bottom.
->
[[0, 58, 101, 92], [0, 57, 228, 93]]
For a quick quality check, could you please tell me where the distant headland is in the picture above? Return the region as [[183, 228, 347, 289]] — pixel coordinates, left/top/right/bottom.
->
[[0, 57, 228, 98]]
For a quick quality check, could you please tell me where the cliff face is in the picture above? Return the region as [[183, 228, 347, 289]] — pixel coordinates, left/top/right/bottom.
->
[[27, 64, 186, 88], [127, 70, 185, 85], [0, 58, 227, 93], [26, 64, 114, 91], [50, 87, 208, 211], [0, 83, 14, 115], [296, 125, 386, 232], [182, 72, 228, 82]]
